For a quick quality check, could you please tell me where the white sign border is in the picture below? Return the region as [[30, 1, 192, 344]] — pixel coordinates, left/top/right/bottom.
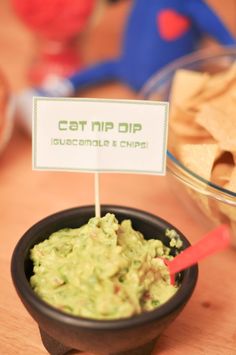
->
[[32, 97, 169, 175]]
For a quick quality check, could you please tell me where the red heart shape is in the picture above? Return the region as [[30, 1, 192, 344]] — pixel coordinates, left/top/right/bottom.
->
[[157, 9, 191, 41]]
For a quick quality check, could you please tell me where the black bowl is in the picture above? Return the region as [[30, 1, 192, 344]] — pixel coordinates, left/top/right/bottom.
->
[[11, 205, 198, 355]]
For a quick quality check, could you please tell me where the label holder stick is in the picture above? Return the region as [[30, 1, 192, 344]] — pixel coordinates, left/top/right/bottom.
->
[[94, 172, 101, 218]]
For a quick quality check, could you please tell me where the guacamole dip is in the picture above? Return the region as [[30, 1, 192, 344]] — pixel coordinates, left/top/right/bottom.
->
[[30, 213, 182, 320]]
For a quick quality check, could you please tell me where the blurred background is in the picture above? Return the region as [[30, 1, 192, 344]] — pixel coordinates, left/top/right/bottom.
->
[[1, 2, 236, 354], [0, 0, 236, 93]]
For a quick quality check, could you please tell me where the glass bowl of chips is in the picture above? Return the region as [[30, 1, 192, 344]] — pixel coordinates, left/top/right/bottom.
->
[[141, 46, 236, 244]]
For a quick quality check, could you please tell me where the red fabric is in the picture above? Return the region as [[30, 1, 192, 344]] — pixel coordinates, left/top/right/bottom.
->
[[11, 0, 96, 40], [157, 9, 191, 41]]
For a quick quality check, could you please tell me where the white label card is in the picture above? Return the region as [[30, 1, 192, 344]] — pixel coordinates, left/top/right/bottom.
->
[[33, 97, 169, 175]]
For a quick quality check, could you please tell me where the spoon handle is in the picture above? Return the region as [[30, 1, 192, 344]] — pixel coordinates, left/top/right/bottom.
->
[[168, 224, 231, 276]]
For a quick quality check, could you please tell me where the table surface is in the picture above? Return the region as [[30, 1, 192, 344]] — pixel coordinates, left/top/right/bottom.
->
[[1, 1, 236, 354]]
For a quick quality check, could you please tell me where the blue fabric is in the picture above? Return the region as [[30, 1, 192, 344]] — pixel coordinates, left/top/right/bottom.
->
[[69, 0, 236, 92], [70, 60, 119, 89]]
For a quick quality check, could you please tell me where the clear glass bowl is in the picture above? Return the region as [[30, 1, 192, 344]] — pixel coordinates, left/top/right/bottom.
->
[[141, 47, 236, 243]]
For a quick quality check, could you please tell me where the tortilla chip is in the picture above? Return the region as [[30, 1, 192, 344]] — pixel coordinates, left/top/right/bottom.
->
[[173, 64, 236, 112], [211, 152, 235, 187], [223, 167, 236, 194], [178, 143, 221, 181], [170, 104, 195, 122], [176, 143, 226, 223], [195, 105, 236, 151], [198, 62, 236, 101], [207, 88, 236, 119], [168, 62, 236, 240], [211, 163, 234, 187], [169, 69, 209, 107], [170, 105, 211, 139]]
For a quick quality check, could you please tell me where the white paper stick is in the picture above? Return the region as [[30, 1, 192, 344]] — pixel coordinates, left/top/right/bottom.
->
[[94, 172, 101, 218]]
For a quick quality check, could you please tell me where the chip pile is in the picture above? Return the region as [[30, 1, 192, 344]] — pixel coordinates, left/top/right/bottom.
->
[[168, 62, 236, 237]]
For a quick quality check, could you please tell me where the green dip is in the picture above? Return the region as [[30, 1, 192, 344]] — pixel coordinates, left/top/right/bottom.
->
[[30, 213, 182, 320]]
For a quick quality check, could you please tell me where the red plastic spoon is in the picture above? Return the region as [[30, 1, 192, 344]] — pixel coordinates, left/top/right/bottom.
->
[[164, 224, 231, 285]]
